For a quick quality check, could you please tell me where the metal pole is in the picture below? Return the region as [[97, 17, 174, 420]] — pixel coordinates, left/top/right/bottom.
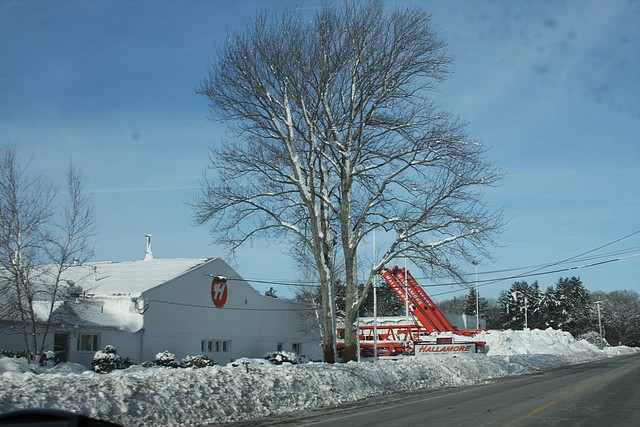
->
[[373, 230, 377, 360], [595, 301, 603, 339], [373, 282, 378, 360], [356, 313, 360, 362], [473, 261, 479, 329], [524, 296, 528, 329], [329, 240, 337, 362], [404, 257, 409, 317]]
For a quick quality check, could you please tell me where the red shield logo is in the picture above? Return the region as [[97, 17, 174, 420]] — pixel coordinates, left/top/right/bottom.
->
[[211, 278, 228, 308]]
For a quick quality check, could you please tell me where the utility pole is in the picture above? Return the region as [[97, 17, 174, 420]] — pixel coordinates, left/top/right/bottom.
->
[[373, 230, 378, 360], [373, 281, 378, 360], [404, 257, 409, 317], [329, 239, 337, 362], [594, 301, 604, 339], [472, 261, 479, 329]]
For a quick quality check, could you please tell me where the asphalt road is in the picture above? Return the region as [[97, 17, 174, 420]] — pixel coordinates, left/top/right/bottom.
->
[[238, 353, 640, 427]]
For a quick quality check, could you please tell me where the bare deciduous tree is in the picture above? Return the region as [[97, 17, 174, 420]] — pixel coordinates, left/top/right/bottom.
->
[[0, 147, 95, 361], [194, 1, 502, 362], [593, 290, 640, 347]]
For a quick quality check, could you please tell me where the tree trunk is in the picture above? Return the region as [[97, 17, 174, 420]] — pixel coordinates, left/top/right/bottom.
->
[[320, 277, 336, 363], [318, 239, 336, 363], [342, 310, 359, 362], [341, 249, 360, 362]]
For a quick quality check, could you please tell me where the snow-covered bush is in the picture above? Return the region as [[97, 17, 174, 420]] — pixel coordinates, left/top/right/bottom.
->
[[264, 351, 300, 365], [578, 331, 608, 349], [91, 345, 133, 373], [92, 345, 121, 373], [141, 353, 216, 369], [1, 349, 33, 359], [142, 351, 181, 368], [182, 354, 217, 368], [39, 350, 55, 367]]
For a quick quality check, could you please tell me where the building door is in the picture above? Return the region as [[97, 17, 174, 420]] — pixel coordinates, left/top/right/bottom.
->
[[54, 333, 69, 363]]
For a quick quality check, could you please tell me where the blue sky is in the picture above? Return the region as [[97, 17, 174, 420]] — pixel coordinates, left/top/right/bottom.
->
[[1, 0, 638, 300]]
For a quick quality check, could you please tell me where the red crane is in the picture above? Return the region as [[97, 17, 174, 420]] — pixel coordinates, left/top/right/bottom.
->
[[380, 266, 455, 333], [337, 266, 484, 359]]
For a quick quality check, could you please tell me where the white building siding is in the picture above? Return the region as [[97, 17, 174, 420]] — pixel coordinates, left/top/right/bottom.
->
[[138, 259, 320, 363], [70, 329, 143, 368], [0, 257, 322, 366]]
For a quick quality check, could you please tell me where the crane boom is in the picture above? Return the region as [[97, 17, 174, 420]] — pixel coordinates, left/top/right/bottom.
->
[[380, 266, 455, 332]]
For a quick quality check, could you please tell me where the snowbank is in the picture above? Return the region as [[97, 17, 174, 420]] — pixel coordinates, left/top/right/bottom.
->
[[1, 329, 637, 426]]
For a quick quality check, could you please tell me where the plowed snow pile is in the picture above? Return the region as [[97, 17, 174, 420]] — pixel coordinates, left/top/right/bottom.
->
[[1, 328, 637, 426]]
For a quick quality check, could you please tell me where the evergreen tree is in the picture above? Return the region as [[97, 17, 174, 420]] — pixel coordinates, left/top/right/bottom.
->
[[496, 277, 597, 336], [538, 285, 560, 329], [483, 298, 502, 329], [358, 282, 405, 317], [526, 286, 549, 330], [464, 287, 488, 317], [497, 281, 544, 330], [552, 277, 592, 336], [438, 296, 466, 314]]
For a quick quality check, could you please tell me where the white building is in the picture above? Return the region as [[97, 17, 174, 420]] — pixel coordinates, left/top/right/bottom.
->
[[0, 256, 322, 367]]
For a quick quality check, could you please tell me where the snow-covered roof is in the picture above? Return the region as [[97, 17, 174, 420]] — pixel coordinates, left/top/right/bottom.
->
[[1, 299, 144, 333], [62, 258, 210, 297], [357, 316, 415, 326], [0, 301, 64, 323], [70, 302, 143, 333]]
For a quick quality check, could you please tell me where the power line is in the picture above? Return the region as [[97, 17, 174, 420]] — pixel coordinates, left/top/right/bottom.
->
[[216, 231, 639, 296], [424, 250, 640, 288], [434, 230, 639, 294], [455, 246, 640, 277], [147, 299, 318, 312], [506, 230, 639, 278], [215, 276, 321, 288], [232, 246, 639, 289], [237, 250, 639, 299], [430, 252, 640, 298], [168, 252, 638, 309], [414, 231, 639, 283]]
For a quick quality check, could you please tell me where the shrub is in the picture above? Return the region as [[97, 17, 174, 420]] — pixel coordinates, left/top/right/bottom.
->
[[92, 345, 122, 373], [91, 345, 134, 373], [0, 349, 33, 359], [578, 331, 608, 349], [264, 351, 299, 365], [182, 354, 217, 368], [152, 351, 181, 368], [141, 352, 221, 369], [39, 351, 55, 367]]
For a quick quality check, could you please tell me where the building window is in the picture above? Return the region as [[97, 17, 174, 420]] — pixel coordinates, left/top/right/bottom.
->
[[292, 343, 301, 354], [202, 340, 216, 352], [54, 333, 69, 363], [201, 340, 231, 353], [77, 334, 99, 352], [277, 343, 283, 352]]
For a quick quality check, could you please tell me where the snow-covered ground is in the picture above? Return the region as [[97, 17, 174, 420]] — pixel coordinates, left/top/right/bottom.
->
[[1, 328, 637, 426]]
